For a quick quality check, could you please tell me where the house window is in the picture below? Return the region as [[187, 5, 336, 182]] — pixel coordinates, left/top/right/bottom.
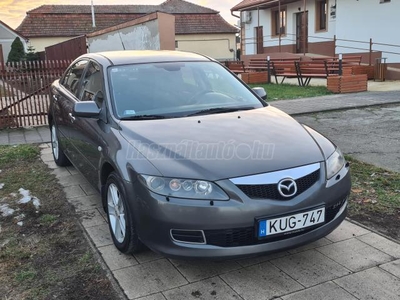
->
[[316, 0, 327, 31], [272, 8, 286, 36]]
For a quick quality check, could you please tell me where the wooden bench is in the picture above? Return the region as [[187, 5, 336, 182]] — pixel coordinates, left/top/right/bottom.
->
[[226, 61, 246, 75], [246, 57, 300, 73], [311, 55, 362, 65], [271, 61, 300, 85], [295, 61, 330, 86]]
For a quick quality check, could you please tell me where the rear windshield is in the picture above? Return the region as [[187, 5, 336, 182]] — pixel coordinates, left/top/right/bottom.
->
[[108, 61, 264, 119]]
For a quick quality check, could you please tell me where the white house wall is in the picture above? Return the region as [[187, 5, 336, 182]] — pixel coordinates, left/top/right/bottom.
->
[[0, 25, 27, 62], [88, 19, 161, 52], [243, 0, 336, 55], [336, 0, 400, 63]]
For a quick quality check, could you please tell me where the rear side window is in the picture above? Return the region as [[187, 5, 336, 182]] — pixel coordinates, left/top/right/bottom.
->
[[61, 60, 89, 96]]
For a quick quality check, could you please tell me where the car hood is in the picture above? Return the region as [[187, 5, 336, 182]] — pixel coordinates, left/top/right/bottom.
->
[[119, 106, 324, 181]]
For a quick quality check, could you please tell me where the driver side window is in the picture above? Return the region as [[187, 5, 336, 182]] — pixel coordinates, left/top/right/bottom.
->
[[79, 61, 104, 107]]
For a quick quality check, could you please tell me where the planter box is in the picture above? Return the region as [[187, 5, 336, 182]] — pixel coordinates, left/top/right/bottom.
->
[[327, 74, 368, 94], [241, 72, 270, 84], [352, 65, 374, 80]]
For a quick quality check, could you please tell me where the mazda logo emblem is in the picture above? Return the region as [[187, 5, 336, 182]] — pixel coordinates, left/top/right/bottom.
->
[[278, 178, 297, 198]]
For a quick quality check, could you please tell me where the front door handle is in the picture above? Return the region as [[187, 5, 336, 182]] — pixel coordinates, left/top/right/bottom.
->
[[68, 113, 76, 123]]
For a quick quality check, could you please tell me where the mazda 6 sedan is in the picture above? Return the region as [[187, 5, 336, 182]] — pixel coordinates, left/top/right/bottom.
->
[[48, 50, 351, 259]]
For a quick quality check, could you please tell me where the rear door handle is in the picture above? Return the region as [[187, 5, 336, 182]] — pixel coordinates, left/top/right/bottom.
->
[[68, 113, 76, 123], [53, 94, 59, 102]]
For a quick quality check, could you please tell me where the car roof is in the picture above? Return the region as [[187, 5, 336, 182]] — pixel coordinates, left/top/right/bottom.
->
[[86, 50, 212, 66]]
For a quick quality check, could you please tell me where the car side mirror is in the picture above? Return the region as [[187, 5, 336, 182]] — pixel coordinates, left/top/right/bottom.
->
[[252, 87, 267, 100], [73, 101, 101, 118]]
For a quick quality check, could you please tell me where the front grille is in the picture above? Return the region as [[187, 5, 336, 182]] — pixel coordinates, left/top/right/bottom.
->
[[204, 198, 347, 248], [236, 169, 320, 200]]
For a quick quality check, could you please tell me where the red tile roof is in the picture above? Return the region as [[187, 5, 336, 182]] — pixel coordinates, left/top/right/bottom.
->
[[175, 14, 238, 34], [17, 0, 237, 37]]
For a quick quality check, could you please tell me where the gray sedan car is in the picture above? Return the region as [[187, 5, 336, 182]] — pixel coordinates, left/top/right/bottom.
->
[[48, 51, 351, 259]]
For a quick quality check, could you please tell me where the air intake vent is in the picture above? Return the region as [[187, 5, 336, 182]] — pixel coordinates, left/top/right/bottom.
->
[[170, 229, 206, 244]]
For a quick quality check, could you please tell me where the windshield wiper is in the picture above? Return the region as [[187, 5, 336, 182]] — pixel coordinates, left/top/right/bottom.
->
[[186, 106, 255, 117], [120, 114, 167, 120]]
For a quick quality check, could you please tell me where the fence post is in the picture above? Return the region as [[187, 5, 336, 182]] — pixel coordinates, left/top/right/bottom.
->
[[369, 38, 373, 66], [267, 55, 271, 83], [338, 53, 343, 76]]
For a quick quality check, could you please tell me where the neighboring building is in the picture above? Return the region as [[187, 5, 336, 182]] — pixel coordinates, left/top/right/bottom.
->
[[16, 0, 239, 60], [0, 20, 28, 64], [231, 0, 400, 64]]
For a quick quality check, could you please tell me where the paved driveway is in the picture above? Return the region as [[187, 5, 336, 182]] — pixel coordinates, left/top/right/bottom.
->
[[295, 105, 400, 173], [39, 143, 400, 300]]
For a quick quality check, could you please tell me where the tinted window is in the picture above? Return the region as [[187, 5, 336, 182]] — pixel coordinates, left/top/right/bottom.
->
[[61, 60, 89, 96], [79, 62, 104, 107], [109, 61, 263, 119]]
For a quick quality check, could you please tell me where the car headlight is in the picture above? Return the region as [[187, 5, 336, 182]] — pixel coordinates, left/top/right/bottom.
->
[[140, 175, 229, 200], [326, 148, 345, 179]]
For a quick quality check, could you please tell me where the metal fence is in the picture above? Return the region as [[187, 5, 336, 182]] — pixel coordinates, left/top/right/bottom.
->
[[0, 60, 71, 129]]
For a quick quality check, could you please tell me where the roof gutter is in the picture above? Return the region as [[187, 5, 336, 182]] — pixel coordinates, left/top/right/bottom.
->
[[232, 0, 280, 12], [231, 11, 240, 18]]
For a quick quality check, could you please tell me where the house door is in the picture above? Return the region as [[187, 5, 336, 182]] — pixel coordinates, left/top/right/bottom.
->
[[256, 26, 264, 54], [296, 12, 308, 53]]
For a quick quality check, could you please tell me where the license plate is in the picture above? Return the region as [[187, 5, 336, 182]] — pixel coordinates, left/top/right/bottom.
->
[[258, 207, 325, 238]]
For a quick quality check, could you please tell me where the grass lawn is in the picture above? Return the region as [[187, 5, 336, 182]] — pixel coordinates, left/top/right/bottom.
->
[[347, 156, 400, 240], [249, 83, 332, 101], [0, 145, 119, 299]]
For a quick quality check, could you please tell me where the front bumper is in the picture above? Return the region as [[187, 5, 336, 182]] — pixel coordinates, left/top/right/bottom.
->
[[125, 165, 351, 259]]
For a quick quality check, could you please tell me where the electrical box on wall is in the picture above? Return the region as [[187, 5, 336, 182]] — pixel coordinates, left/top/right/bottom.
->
[[244, 11, 252, 24]]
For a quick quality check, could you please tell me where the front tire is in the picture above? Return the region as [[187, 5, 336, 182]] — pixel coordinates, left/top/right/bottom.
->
[[50, 123, 70, 166], [105, 172, 143, 254]]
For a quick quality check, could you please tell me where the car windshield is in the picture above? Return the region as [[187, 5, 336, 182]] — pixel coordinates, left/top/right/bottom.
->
[[108, 61, 264, 119]]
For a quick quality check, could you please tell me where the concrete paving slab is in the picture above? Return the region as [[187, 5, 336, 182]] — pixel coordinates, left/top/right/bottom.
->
[[67, 195, 102, 212], [66, 165, 79, 175], [80, 183, 98, 196], [79, 209, 106, 228], [98, 245, 138, 271], [235, 251, 289, 268], [37, 126, 50, 141], [318, 238, 393, 272], [134, 249, 164, 264], [288, 237, 332, 254], [57, 174, 88, 187], [357, 232, 400, 258], [163, 277, 240, 300], [40, 153, 55, 162], [63, 185, 87, 199], [85, 224, 113, 248], [380, 259, 400, 278], [325, 220, 370, 242], [45, 161, 60, 169], [169, 259, 241, 282], [271, 249, 351, 287], [334, 267, 400, 300], [41, 147, 52, 155], [220, 261, 303, 300], [137, 294, 166, 300], [281, 281, 357, 300], [113, 259, 188, 299], [50, 167, 72, 178]]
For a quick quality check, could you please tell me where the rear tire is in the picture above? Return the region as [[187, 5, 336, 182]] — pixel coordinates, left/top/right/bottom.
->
[[50, 123, 71, 166], [104, 172, 143, 254]]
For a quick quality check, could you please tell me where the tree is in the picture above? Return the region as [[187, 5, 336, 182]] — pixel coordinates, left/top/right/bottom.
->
[[26, 45, 39, 61], [7, 37, 25, 63]]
